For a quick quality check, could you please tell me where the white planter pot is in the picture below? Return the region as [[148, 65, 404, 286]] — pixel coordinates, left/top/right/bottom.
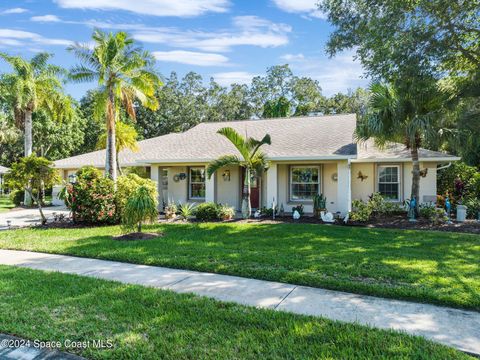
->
[[456, 205, 467, 222]]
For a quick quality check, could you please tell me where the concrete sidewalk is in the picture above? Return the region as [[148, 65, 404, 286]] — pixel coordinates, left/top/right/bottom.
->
[[0, 249, 479, 356]]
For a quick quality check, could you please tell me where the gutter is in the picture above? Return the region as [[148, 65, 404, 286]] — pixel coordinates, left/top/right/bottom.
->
[[437, 162, 453, 171]]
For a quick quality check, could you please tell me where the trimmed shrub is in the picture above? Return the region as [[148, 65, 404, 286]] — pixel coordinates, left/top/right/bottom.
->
[[116, 174, 157, 217], [178, 202, 197, 220], [67, 167, 116, 224], [195, 202, 220, 221]]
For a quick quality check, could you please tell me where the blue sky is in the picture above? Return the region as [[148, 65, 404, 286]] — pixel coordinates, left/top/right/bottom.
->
[[0, 0, 368, 99]]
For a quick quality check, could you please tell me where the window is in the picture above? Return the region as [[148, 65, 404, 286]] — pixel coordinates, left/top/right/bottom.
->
[[189, 167, 206, 199], [378, 165, 400, 201], [290, 166, 320, 201]]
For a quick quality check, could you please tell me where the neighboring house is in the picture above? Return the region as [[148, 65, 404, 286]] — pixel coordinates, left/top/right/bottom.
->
[[0, 165, 9, 195], [53, 114, 460, 214]]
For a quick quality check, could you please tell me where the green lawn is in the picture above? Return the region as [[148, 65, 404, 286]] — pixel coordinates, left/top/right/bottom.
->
[[0, 195, 14, 213], [0, 265, 471, 359], [0, 223, 478, 310]]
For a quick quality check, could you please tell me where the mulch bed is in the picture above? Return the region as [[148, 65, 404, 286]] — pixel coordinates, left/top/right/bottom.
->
[[113, 232, 164, 241]]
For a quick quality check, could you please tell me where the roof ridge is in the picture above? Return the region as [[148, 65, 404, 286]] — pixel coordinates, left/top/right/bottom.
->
[[194, 113, 357, 127]]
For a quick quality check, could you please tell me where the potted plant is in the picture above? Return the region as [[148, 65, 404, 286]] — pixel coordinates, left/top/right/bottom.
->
[[218, 204, 235, 220], [313, 194, 327, 218], [165, 202, 177, 220]]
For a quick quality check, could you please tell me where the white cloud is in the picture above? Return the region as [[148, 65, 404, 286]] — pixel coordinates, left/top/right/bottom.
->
[[212, 71, 256, 86], [54, 0, 230, 17], [281, 53, 304, 61], [0, 29, 72, 48], [284, 52, 368, 95], [272, 0, 326, 19], [30, 15, 61, 22], [133, 16, 291, 52], [153, 50, 229, 66], [0, 8, 28, 15]]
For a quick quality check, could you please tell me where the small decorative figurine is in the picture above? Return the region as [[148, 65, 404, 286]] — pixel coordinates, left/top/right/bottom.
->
[[408, 197, 417, 222], [293, 210, 300, 220]]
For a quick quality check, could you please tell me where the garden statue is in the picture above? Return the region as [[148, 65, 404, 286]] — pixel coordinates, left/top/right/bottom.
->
[[254, 210, 261, 218], [445, 195, 452, 223], [292, 210, 300, 220], [408, 197, 417, 222], [279, 203, 284, 217]]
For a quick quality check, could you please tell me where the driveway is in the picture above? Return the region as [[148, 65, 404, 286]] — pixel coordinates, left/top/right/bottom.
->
[[0, 206, 70, 230]]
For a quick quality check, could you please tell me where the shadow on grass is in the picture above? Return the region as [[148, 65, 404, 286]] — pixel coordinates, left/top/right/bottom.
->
[[1, 222, 479, 310]]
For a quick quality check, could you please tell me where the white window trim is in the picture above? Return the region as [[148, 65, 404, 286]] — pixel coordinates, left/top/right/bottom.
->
[[289, 165, 321, 202], [189, 167, 206, 200], [377, 165, 401, 202]]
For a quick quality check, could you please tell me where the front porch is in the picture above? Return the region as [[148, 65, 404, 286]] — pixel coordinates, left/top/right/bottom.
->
[[150, 160, 352, 215]]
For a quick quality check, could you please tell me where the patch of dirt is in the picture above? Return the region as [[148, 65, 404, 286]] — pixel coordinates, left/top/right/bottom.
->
[[113, 232, 163, 241]]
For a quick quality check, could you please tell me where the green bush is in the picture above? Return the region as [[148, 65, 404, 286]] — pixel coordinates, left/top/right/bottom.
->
[[195, 202, 220, 221], [9, 190, 24, 206], [351, 199, 373, 221], [419, 203, 437, 220], [116, 174, 157, 217], [165, 202, 178, 219], [464, 197, 480, 219], [67, 167, 116, 224], [437, 162, 480, 205], [122, 186, 158, 233]]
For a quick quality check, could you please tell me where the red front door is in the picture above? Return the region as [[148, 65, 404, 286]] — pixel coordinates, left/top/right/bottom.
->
[[242, 169, 260, 209]]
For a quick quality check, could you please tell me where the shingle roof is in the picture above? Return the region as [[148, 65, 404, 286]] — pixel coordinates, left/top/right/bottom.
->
[[0, 166, 9, 174], [356, 139, 459, 161], [53, 114, 458, 168]]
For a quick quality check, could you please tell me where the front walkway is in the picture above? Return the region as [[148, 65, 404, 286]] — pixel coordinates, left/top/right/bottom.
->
[[0, 249, 478, 356], [0, 206, 69, 230]]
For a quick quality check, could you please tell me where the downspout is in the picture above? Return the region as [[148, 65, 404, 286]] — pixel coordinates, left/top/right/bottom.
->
[[347, 158, 352, 213], [436, 162, 452, 171]]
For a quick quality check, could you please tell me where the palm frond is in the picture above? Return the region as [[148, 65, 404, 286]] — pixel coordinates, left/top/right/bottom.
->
[[206, 155, 241, 179], [216, 127, 249, 160]]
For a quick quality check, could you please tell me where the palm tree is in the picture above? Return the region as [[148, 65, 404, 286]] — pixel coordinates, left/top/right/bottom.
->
[[68, 29, 161, 181], [96, 121, 139, 175], [207, 127, 271, 218], [0, 52, 73, 157], [356, 80, 444, 212]]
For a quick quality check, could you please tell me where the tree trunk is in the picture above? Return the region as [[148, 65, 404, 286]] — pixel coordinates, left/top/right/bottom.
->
[[116, 151, 123, 176], [106, 90, 117, 182], [137, 221, 142, 233], [28, 188, 47, 225], [24, 110, 33, 206], [241, 167, 252, 219], [410, 143, 420, 214]]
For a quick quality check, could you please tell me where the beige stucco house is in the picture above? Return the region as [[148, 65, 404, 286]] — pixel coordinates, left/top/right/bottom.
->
[[53, 114, 459, 214]]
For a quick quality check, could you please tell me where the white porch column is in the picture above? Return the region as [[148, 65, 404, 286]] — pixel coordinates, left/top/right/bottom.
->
[[266, 163, 278, 208], [205, 170, 216, 203], [150, 165, 161, 207], [336, 160, 352, 214]]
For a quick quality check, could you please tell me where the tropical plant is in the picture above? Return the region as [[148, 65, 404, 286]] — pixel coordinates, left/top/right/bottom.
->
[[178, 202, 197, 220], [68, 29, 161, 181], [313, 193, 327, 217], [356, 80, 444, 213], [4, 155, 60, 224], [65, 166, 117, 224], [0, 52, 73, 204], [207, 127, 271, 218], [97, 121, 139, 175], [122, 185, 158, 233]]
